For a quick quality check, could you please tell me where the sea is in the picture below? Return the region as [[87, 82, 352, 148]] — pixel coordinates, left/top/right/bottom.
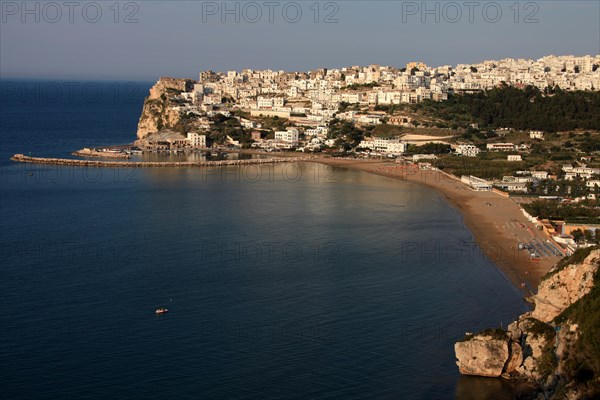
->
[[0, 81, 529, 399]]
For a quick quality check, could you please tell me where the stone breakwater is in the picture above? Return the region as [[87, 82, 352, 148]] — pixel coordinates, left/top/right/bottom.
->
[[11, 154, 310, 168]]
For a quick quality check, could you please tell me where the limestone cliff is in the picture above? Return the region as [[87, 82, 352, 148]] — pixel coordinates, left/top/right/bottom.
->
[[531, 249, 599, 322], [454, 248, 600, 399], [136, 77, 195, 139]]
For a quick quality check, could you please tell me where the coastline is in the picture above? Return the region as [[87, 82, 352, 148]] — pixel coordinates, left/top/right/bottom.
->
[[10, 151, 559, 293], [311, 158, 559, 294]]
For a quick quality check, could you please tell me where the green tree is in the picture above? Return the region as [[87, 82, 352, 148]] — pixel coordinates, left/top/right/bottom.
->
[[572, 229, 585, 243]]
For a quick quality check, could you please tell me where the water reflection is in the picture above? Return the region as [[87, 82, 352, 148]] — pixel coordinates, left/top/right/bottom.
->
[[455, 375, 536, 400], [131, 151, 270, 162]]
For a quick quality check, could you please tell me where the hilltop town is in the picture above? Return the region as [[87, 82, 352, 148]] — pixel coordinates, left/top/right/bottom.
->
[[136, 54, 600, 150]]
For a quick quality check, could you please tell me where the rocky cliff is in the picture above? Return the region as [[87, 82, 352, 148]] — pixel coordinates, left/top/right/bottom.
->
[[136, 77, 195, 140], [454, 331, 511, 377], [531, 250, 599, 323], [455, 248, 600, 399]]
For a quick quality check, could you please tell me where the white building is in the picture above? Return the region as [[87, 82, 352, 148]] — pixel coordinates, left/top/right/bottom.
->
[[461, 175, 492, 191], [564, 166, 600, 180], [202, 94, 222, 105], [413, 154, 438, 162], [239, 118, 261, 129], [456, 144, 480, 157], [275, 130, 299, 142], [356, 114, 383, 125], [369, 137, 407, 154], [384, 142, 407, 154], [187, 132, 207, 148], [487, 143, 516, 151], [305, 126, 328, 137], [531, 171, 549, 180], [586, 180, 600, 189], [257, 96, 274, 108], [507, 155, 522, 161], [562, 164, 574, 172], [496, 182, 528, 192], [530, 131, 545, 140]]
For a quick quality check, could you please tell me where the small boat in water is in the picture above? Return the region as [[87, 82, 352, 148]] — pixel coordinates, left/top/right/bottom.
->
[[155, 307, 168, 314]]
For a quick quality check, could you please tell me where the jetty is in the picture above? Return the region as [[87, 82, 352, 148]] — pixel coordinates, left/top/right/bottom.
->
[[10, 154, 307, 168]]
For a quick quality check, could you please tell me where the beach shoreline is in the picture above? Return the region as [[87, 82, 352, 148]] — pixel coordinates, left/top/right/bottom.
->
[[10, 151, 559, 293], [312, 157, 559, 295]]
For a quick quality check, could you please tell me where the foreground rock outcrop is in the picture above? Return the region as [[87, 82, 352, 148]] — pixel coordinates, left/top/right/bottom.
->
[[455, 248, 600, 399], [454, 332, 510, 377], [455, 319, 553, 380]]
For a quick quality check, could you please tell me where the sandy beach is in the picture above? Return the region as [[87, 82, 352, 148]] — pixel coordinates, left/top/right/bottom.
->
[[312, 158, 560, 295]]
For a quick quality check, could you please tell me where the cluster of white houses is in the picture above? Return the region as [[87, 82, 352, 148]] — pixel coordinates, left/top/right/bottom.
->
[[193, 55, 600, 117], [562, 164, 600, 180], [461, 174, 533, 193], [164, 54, 599, 144], [452, 55, 600, 91], [144, 53, 598, 156], [460, 164, 600, 196]]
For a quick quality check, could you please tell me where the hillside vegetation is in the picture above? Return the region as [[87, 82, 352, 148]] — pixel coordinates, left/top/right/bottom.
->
[[416, 86, 600, 132], [554, 249, 600, 399]]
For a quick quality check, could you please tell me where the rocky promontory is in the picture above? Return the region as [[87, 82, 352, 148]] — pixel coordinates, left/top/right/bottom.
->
[[136, 77, 196, 140], [455, 248, 600, 399], [455, 331, 511, 377]]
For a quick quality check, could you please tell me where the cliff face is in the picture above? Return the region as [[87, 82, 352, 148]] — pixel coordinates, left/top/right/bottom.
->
[[454, 319, 553, 380], [136, 98, 182, 139], [531, 251, 598, 322], [508, 317, 556, 380], [136, 77, 195, 139], [455, 248, 600, 399]]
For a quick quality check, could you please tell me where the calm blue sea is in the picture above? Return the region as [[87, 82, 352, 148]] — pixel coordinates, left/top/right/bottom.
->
[[1, 81, 528, 399]]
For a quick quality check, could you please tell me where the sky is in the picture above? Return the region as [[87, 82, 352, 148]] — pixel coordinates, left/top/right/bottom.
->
[[1, 0, 599, 80]]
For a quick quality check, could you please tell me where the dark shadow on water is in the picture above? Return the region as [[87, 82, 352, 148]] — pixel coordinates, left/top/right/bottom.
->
[[455, 376, 537, 400]]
